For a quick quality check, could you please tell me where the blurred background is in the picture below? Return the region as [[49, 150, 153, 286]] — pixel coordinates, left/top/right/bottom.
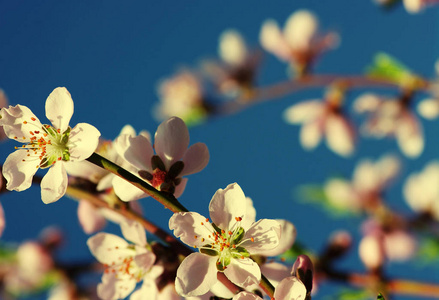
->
[[0, 0, 438, 299]]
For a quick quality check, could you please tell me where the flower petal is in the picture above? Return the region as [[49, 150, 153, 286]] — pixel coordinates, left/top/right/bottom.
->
[[258, 219, 296, 257], [3, 150, 39, 192], [325, 114, 354, 157], [97, 272, 136, 300], [41, 162, 68, 204], [169, 212, 216, 247], [130, 278, 159, 300], [154, 117, 189, 169], [284, 10, 318, 51], [273, 277, 307, 300], [300, 121, 322, 150], [259, 20, 291, 62], [174, 177, 188, 198], [233, 291, 263, 300], [87, 232, 131, 265], [241, 197, 256, 230], [219, 30, 248, 66], [68, 123, 101, 162], [209, 183, 247, 230], [45, 87, 74, 133], [180, 143, 209, 176], [224, 257, 261, 288], [112, 176, 148, 202], [283, 101, 323, 124], [77, 201, 106, 234], [396, 114, 424, 158], [115, 133, 153, 172], [175, 253, 218, 297], [0, 104, 43, 141], [240, 219, 281, 255], [120, 220, 147, 246]]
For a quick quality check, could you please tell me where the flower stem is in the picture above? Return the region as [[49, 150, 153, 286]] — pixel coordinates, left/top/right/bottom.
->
[[259, 273, 275, 298], [86, 152, 188, 213]]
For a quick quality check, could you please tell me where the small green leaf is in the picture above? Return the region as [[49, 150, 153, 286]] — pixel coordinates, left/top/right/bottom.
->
[[377, 293, 386, 300], [366, 52, 416, 87]]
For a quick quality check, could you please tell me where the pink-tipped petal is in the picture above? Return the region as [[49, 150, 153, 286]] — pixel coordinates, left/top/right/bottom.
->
[[181, 143, 209, 176], [209, 183, 247, 230], [3, 150, 39, 192], [174, 177, 188, 198], [68, 123, 101, 162], [175, 253, 218, 297], [155, 117, 190, 169], [45, 87, 74, 133], [41, 162, 68, 204]]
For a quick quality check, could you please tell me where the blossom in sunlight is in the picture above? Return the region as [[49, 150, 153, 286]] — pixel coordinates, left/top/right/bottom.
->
[[232, 291, 262, 300], [155, 71, 209, 126], [403, 161, 439, 220], [354, 93, 423, 158], [87, 220, 159, 300], [260, 10, 338, 76], [203, 29, 261, 98], [0, 87, 101, 204], [169, 183, 281, 297], [274, 276, 307, 300], [324, 155, 400, 212], [0, 89, 9, 140], [283, 87, 355, 157], [112, 116, 209, 201]]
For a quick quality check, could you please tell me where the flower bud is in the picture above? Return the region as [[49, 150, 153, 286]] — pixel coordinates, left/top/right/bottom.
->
[[292, 254, 314, 294]]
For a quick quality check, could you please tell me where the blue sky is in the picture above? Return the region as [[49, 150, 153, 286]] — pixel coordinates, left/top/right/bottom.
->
[[0, 1, 438, 299]]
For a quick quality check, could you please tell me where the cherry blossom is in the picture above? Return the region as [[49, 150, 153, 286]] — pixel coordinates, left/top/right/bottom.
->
[[273, 276, 307, 300], [169, 183, 281, 297], [0, 89, 9, 140], [354, 93, 424, 158], [403, 161, 439, 220], [283, 88, 355, 157], [0, 87, 101, 204], [87, 220, 157, 300], [260, 10, 338, 75], [324, 155, 400, 212], [112, 116, 209, 201]]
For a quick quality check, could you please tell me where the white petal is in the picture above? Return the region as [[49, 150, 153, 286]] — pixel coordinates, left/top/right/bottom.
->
[[112, 176, 148, 202], [259, 220, 296, 257], [175, 253, 218, 297], [241, 197, 256, 230], [300, 121, 322, 150], [77, 201, 106, 234], [45, 87, 74, 133], [154, 117, 189, 169], [98, 272, 136, 300], [130, 278, 159, 300], [353, 93, 381, 113], [325, 115, 354, 157], [87, 232, 131, 265], [284, 10, 318, 51], [283, 101, 324, 124], [224, 258, 261, 288], [261, 262, 291, 287], [403, 0, 424, 13], [41, 162, 68, 204], [353, 159, 380, 192], [358, 235, 384, 269], [324, 179, 361, 211], [115, 133, 153, 172], [133, 251, 156, 271], [181, 143, 209, 176], [169, 212, 216, 248], [259, 20, 292, 61], [121, 220, 147, 246], [273, 277, 307, 300], [3, 150, 39, 192], [240, 219, 281, 254], [417, 99, 439, 120], [209, 183, 247, 230], [174, 177, 188, 198], [383, 231, 416, 261], [0, 104, 43, 141], [219, 30, 247, 66], [68, 123, 101, 162], [395, 114, 424, 158]]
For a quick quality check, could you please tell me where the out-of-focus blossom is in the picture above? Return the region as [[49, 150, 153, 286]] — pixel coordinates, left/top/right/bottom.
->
[[3, 241, 55, 295], [0, 89, 9, 140], [87, 220, 158, 300], [324, 155, 400, 212], [169, 183, 281, 297], [284, 87, 355, 157], [203, 29, 261, 99], [417, 60, 439, 119], [155, 71, 208, 126], [404, 161, 439, 220], [354, 93, 423, 158], [359, 219, 416, 269], [113, 116, 209, 201], [0, 87, 101, 204], [403, 0, 425, 13], [260, 10, 338, 76]]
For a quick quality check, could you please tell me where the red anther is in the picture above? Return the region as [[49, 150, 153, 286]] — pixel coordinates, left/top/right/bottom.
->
[[228, 231, 232, 235], [205, 218, 209, 222], [31, 117, 36, 121], [251, 237, 255, 242], [23, 121, 27, 124]]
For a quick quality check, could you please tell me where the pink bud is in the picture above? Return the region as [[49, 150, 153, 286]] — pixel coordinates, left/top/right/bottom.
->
[[292, 254, 314, 294]]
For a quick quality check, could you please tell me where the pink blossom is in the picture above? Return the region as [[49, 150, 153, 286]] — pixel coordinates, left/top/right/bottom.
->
[[113, 117, 209, 201]]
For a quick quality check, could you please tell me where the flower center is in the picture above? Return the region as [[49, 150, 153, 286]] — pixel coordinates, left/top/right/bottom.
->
[[152, 168, 167, 189], [103, 246, 146, 282], [14, 120, 70, 169]]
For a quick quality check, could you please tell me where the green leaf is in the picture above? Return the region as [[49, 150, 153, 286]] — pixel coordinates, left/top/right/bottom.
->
[[416, 237, 439, 264], [377, 293, 386, 300], [366, 52, 414, 85]]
